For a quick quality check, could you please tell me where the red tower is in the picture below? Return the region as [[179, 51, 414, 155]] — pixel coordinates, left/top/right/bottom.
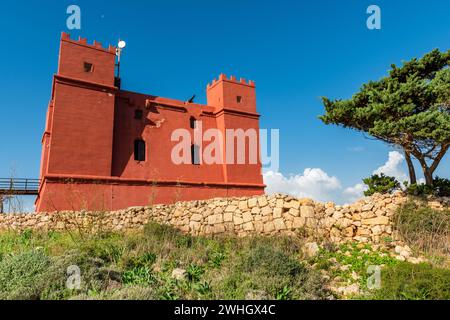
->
[[36, 33, 265, 212]]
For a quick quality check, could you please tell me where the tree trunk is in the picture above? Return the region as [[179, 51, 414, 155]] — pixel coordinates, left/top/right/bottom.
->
[[404, 150, 417, 185], [424, 167, 434, 186], [417, 157, 434, 186]]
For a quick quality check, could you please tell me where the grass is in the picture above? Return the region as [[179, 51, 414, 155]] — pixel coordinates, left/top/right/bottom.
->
[[394, 200, 450, 262], [0, 205, 449, 300], [0, 223, 328, 300], [369, 262, 450, 300]]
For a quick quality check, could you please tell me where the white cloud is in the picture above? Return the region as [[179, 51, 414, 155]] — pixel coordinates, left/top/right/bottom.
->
[[343, 183, 368, 203], [372, 151, 408, 183], [263, 168, 342, 203], [263, 151, 410, 204]]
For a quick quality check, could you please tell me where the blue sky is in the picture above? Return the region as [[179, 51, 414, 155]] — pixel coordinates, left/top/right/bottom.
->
[[0, 0, 449, 209]]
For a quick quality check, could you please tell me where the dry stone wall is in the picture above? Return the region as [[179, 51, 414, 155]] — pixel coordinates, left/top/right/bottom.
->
[[0, 192, 448, 244]]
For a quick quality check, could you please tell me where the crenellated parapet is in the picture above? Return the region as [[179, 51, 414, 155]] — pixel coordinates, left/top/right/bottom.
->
[[61, 32, 116, 54], [207, 73, 255, 89]]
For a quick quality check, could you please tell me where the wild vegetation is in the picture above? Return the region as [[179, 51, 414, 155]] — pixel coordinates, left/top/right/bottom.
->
[[363, 174, 450, 197], [0, 200, 448, 300]]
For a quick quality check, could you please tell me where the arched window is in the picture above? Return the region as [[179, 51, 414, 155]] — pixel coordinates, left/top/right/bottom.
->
[[191, 144, 200, 165], [134, 139, 146, 161]]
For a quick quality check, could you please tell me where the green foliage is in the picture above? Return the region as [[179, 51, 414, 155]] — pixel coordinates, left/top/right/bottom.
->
[[370, 262, 450, 300], [126, 252, 157, 269], [108, 286, 157, 300], [186, 263, 204, 282], [394, 201, 450, 255], [311, 243, 399, 292], [207, 251, 226, 268], [122, 266, 155, 285], [406, 177, 450, 197], [194, 280, 212, 296], [79, 235, 126, 264], [275, 286, 292, 300], [0, 250, 50, 299], [216, 242, 328, 300], [320, 49, 450, 184], [363, 173, 401, 196], [0, 220, 448, 300]]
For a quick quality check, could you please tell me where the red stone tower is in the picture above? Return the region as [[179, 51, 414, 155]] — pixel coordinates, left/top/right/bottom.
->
[[36, 33, 264, 212]]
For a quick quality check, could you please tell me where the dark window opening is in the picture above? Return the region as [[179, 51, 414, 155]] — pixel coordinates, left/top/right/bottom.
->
[[134, 109, 143, 119], [134, 140, 146, 161], [237, 96, 242, 103], [190, 117, 197, 129], [84, 62, 93, 72], [191, 144, 200, 165]]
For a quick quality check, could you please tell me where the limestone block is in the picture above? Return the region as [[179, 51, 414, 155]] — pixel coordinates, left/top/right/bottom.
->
[[293, 217, 306, 228], [288, 208, 300, 217], [238, 200, 248, 211], [223, 212, 233, 222], [248, 198, 258, 208], [290, 200, 300, 210], [261, 206, 272, 216], [251, 207, 261, 214], [264, 221, 275, 233], [300, 206, 315, 218], [191, 214, 203, 222], [243, 222, 254, 231], [257, 196, 268, 207], [362, 216, 389, 225], [273, 218, 287, 230], [273, 207, 283, 218], [275, 199, 284, 208], [242, 212, 253, 223]]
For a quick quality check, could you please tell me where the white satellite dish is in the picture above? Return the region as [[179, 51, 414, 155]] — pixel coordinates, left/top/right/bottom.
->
[[118, 40, 126, 49]]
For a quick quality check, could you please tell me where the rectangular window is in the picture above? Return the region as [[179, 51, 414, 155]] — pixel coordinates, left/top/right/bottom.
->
[[237, 96, 242, 103], [134, 140, 146, 161], [84, 62, 93, 72], [135, 109, 143, 119], [191, 144, 200, 165], [190, 117, 197, 129]]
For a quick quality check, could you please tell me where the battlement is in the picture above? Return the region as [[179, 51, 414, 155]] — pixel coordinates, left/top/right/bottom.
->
[[61, 32, 116, 54], [207, 74, 255, 89]]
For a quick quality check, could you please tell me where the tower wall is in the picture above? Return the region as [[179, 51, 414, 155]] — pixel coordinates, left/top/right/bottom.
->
[[207, 75, 263, 186], [35, 35, 264, 212], [46, 32, 117, 177]]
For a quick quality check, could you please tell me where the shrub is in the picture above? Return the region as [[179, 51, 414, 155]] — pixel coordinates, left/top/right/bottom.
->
[[122, 266, 155, 285], [0, 250, 50, 299], [406, 177, 450, 197], [78, 234, 126, 264], [186, 263, 204, 282], [394, 201, 450, 255], [215, 242, 328, 300], [363, 174, 401, 196], [126, 252, 157, 269], [39, 250, 112, 300], [370, 262, 450, 300], [108, 286, 157, 300]]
